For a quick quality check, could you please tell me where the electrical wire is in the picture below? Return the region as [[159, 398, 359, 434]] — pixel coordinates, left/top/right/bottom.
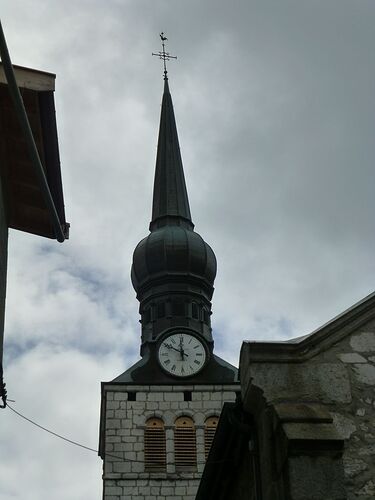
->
[[6, 403, 234, 466], [7, 403, 98, 454]]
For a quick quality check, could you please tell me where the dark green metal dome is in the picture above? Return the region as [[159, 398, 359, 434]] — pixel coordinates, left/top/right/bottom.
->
[[131, 225, 217, 293]]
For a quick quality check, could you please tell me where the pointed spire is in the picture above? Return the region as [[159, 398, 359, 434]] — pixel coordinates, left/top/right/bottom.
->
[[150, 78, 194, 231]]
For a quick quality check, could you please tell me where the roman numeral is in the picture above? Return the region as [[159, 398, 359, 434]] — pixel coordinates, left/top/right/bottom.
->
[[194, 360, 200, 365], [171, 364, 176, 372]]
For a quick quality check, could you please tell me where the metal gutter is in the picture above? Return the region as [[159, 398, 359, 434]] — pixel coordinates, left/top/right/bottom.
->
[[0, 18, 66, 242]]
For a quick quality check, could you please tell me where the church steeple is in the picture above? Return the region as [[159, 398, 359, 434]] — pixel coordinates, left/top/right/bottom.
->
[[131, 76, 217, 354], [150, 78, 193, 231]]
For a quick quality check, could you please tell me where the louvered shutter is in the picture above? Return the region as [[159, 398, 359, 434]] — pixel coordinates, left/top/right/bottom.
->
[[144, 418, 166, 471], [174, 416, 197, 470]]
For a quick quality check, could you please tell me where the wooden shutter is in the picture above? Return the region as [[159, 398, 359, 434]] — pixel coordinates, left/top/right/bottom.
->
[[174, 416, 197, 470], [144, 418, 166, 471], [204, 416, 219, 459]]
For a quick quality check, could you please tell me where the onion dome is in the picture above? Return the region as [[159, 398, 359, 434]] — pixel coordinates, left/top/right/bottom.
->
[[131, 225, 217, 294]]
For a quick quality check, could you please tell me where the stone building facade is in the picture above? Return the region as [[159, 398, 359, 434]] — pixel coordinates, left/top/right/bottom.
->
[[240, 293, 375, 499]]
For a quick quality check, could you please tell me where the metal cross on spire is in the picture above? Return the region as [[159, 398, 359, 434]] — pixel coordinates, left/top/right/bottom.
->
[[152, 32, 177, 79]]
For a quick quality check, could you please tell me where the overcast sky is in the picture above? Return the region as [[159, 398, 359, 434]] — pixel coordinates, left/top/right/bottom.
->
[[1, 1, 374, 499]]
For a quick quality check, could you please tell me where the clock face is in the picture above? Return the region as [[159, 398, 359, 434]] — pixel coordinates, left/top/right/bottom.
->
[[158, 332, 207, 377]]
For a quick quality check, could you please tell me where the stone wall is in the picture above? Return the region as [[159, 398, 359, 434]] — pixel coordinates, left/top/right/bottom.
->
[[332, 327, 375, 499], [240, 312, 375, 499], [101, 383, 238, 500]]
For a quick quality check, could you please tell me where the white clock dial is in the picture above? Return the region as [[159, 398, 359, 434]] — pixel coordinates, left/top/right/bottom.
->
[[158, 333, 207, 377]]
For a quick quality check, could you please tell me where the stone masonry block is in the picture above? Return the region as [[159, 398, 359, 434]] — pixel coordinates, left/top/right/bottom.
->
[[159, 402, 171, 410], [121, 419, 133, 428], [122, 486, 136, 495], [114, 393, 127, 401], [114, 410, 127, 419], [339, 353, 367, 364], [175, 486, 186, 495], [160, 487, 174, 494], [165, 393, 183, 402], [353, 363, 375, 385], [113, 462, 131, 473], [105, 486, 122, 495], [114, 443, 134, 452], [139, 486, 151, 495], [205, 401, 222, 409], [148, 392, 164, 401], [131, 462, 143, 473], [350, 332, 375, 352], [106, 436, 121, 443], [146, 402, 158, 410], [107, 401, 120, 410], [222, 391, 236, 400], [210, 392, 223, 400], [249, 362, 351, 404], [106, 419, 121, 429], [127, 402, 146, 410]]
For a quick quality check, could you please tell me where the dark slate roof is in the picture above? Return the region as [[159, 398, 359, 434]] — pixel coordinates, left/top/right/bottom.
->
[[150, 78, 192, 231]]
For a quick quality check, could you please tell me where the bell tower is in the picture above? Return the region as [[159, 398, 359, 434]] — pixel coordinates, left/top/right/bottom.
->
[[99, 35, 239, 500]]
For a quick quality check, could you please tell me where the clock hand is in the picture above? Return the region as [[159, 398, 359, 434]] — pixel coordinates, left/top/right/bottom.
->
[[163, 341, 189, 358], [164, 343, 181, 354]]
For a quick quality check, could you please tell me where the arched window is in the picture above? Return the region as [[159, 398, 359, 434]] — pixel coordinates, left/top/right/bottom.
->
[[204, 416, 219, 458], [144, 418, 166, 472], [174, 416, 197, 470]]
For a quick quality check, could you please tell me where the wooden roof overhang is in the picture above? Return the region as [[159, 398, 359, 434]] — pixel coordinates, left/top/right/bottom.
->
[[0, 63, 68, 239]]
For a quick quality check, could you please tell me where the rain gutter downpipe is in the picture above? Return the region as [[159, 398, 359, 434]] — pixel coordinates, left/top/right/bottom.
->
[[0, 18, 65, 243]]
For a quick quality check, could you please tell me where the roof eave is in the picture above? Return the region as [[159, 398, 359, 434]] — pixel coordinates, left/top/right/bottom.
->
[[240, 291, 375, 364]]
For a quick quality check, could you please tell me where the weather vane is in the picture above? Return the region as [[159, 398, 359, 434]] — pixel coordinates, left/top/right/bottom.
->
[[152, 32, 177, 79]]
